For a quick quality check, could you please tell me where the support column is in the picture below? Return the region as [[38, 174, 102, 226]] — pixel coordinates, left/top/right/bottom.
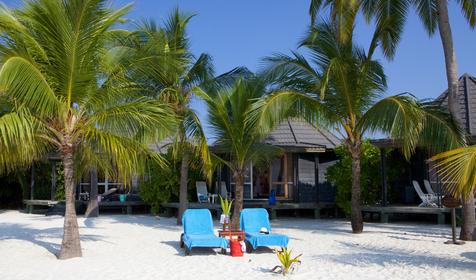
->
[[85, 167, 99, 218], [51, 161, 57, 200], [380, 148, 388, 207]]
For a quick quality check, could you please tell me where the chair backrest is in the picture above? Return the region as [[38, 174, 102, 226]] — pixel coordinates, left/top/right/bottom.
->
[[219, 182, 228, 198], [423, 180, 435, 195], [182, 209, 214, 235], [240, 208, 271, 233], [196, 181, 208, 202], [412, 180, 426, 198]]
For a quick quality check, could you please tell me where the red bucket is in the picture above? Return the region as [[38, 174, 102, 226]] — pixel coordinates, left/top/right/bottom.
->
[[230, 239, 243, 257]]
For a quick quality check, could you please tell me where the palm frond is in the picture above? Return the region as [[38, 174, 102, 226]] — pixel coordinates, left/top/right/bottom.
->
[[432, 145, 476, 198]]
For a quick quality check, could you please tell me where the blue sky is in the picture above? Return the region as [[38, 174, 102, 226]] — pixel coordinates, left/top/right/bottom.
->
[[4, 0, 476, 138]]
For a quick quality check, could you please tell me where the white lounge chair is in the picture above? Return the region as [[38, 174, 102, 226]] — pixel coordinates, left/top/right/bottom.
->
[[196, 181, 210, 203], [218, 181, 230, 200], [423, 179, 436, 195], [412, 180, 438, 207]]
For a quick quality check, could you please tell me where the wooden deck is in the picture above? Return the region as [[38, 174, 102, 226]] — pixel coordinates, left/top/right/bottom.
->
[[23, 199, 147, 214], [362, 205, 451, 224], [161, 201, 336, 219]]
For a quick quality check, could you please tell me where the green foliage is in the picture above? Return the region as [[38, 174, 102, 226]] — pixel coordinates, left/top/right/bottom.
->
[[139, 160, 180, 215], [55, 163, 65, 201], [326, 141, 383, 214], [139, 152, 204, 214], [219, 195, 233, 216], [271, 247, 302, 276]]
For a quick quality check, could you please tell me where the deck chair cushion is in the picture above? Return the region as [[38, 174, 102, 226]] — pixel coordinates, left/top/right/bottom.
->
[[182, 209, 228, 250], [240, 208, 289, 250]]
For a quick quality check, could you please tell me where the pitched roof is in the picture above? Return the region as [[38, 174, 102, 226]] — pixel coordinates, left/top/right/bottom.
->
[[433, 73, 476, 136], [264, 119, 340, 151]]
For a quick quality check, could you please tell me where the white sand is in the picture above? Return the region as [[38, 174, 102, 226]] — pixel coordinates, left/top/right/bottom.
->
[[1, 211, 476, 280]]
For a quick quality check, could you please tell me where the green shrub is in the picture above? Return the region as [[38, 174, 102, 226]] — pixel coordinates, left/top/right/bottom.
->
[[139, 152, 204, 214], [55, 163, 65, 200], [326, 141, 388, 214]]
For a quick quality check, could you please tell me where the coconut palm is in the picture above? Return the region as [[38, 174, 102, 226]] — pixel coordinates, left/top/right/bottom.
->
[[108, 9, 212, 225], [111, 9, 245, 225], [202, 78, 282, 229], [0, 0, 176, 259], [256, 21, 463, 233], [309, 0, 476, 241]]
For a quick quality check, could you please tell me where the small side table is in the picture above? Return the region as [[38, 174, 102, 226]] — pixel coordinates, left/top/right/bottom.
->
[[218, 230, 245, 241], [209, 194, 218, 204]]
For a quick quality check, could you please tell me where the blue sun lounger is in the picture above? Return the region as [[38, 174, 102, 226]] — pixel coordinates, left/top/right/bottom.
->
[[180, 209, 228, 255], [240, 208, 289, 253]]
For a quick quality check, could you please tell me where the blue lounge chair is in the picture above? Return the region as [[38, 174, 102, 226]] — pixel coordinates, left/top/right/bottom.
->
[[240, 208, 289, 253], [180, 209, 228, 255]]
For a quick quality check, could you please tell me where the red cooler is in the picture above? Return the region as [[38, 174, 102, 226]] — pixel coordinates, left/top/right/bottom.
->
[[230, 239, 243, 257]]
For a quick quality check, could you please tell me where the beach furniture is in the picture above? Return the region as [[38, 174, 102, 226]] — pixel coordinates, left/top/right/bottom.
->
[[240, 208, 289, 253], [180, 209, 228, 256], [423, 179, 437, 195], [412, 180, 438, 207], [196, 181, 210, 203], [218, 181, 230, 199]]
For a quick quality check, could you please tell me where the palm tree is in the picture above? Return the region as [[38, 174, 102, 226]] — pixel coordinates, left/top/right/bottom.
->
[[256, 21, 463, 233], [0, 0, 175, 259], [110, 9, 212, 225], [309, 0, 476, 241], [112, 9, 245, 225], [202, 78, 281, 229]]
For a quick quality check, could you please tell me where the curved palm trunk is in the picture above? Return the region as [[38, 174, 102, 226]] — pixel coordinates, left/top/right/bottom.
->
[[350, 144, 363, 233], [58, 150, 82, 259], [231, 170, 244, 230], [437, 0, 476, 241], [177, 151, 189, 225]]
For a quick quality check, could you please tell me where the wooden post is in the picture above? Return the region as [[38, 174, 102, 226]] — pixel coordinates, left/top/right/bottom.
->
[[51, 161, 57, 200], [85, 167, 99, 218], [380, 148, 387, 207], [30, 164, 35, 200]]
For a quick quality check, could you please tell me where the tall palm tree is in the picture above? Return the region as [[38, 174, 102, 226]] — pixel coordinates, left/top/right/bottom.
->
[[202, 78, 281, 229], [110, 9, 213, 225], [310, 0, 476, 241], [256, 21, 463, 233], [112, 9, 245, 225], [0, 0, 175, 259]]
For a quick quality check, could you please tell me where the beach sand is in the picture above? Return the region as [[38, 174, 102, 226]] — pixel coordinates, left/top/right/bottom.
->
[[1, 210, 476, 280]]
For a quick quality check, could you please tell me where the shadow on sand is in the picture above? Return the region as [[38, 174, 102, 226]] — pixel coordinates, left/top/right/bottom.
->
[[0, 223, 104, 257], [312, 240, 476, 272]]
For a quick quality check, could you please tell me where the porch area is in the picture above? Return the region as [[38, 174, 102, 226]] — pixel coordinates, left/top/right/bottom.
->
[[161, 201, 336, 219]]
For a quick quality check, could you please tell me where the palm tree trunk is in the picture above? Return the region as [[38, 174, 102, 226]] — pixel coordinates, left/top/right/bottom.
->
[[231, 170, 244, 230], [437, 0, 476, 241], [85, 167, 98, 218], [58, 149, 82, 259], [177, 151, 189, 225], [460, 193, 476, 240], [350, 144, 363, 233]]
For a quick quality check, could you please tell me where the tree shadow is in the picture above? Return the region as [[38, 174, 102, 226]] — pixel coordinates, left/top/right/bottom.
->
[[160, 240, 222, 256], [461, 252, 476, 261], [0, 223, 104, 257], [312, 241, 476, 272]]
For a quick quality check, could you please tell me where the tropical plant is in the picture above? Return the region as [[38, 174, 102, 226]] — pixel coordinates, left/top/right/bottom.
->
[[271, 247, 302, 276], [139, 151, 204, 215], [327, 141, 382, 214], [203, 78, 282, 229], [0, 0, 176, 259], [111, 9, 244, 225], [219, 195, 233, 216], [309, 0, 476, 241], [255, 20, 463, 233], [432, 146, 476, 198]]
